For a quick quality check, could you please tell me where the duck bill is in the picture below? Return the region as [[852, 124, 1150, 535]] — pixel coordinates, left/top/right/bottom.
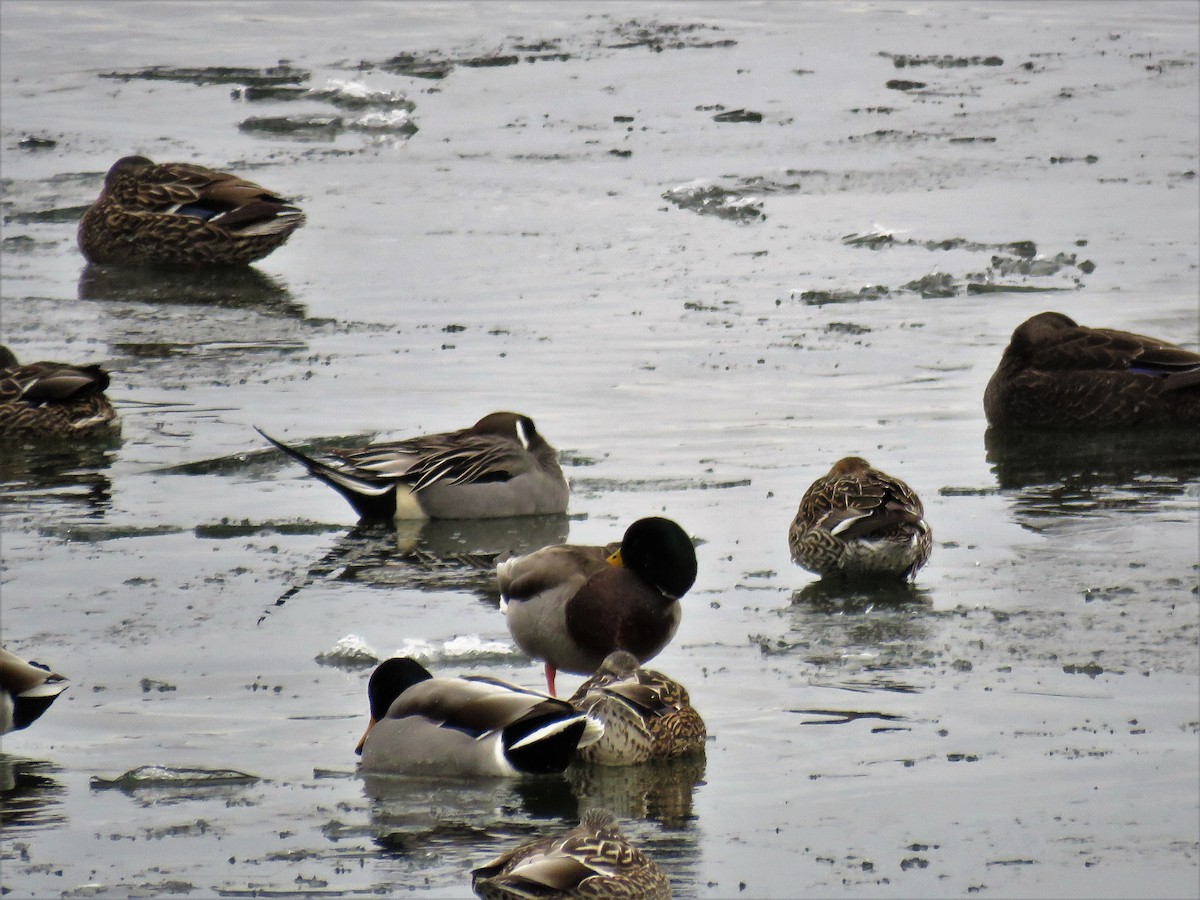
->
[[354, 717, 377, 756], [606, 548, 623, 567]]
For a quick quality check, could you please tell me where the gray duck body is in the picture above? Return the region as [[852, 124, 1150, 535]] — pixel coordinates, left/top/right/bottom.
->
[[259, 411, 569, 521], [498, 517, 696, 695], [356, 658, 601, 777]]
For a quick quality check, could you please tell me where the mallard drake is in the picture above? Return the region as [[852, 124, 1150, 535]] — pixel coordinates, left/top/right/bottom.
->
[[789, 456, 931, 582], [355, 657, 602, 776], [78, 156, 305, 266], [471, 807, 672, 900], [498, 516, 698, 696], [1, 647, 69, 735], [567, 651, 706, 765], [258, 412, 568, 521], [0, 345, 118, 439], [984, 311, 1200, 428]]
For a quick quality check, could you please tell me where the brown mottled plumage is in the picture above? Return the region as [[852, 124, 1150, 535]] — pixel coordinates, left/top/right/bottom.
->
[[78, 156, 305, 266], [789, 457, 931, 582], [984, 311, 1200, 428], [568, 651, 705, 766], [471, 808, 672, 900], [0, 346, 118, 439]]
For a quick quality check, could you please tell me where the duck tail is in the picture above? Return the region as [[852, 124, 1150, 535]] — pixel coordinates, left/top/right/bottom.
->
[[503, 707, 604, 774], [11, 676, 69, 732], [255, 427, 397, 521]]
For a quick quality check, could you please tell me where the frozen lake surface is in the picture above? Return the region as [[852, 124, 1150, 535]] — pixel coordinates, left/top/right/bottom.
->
[[1, 2, 1197, 897]]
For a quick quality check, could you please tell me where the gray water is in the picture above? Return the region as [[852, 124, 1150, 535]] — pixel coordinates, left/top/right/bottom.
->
[[1, 2, 1198, 897]]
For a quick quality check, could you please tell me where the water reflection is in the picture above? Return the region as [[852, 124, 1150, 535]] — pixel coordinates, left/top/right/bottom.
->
[[277, 516, 571, 605], [361, 772, 579, 864], [985, 426, 1200, 525], [361, 762, 702, 892], [0, 438, 118, 519], [781, 583, 934, 677], [0, 756, 67, 830], [78, 264, 306, 319], [565, 755, 706, 827]]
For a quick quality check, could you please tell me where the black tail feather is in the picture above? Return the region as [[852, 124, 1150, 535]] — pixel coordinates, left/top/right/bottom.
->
[[502, 713, 588, 774], [255, 427, 398, 521]]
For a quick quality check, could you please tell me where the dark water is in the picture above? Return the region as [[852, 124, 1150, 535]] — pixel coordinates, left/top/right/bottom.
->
[[2, 2, 1197, 897]]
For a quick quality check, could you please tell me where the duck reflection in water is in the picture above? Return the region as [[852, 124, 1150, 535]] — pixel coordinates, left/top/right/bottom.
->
[[78, 264, 305, 318], [788, 581, 934, 678], [0, 756, 67, 831], [270, 515, 570, 609], [985, 425, 1200, 522]]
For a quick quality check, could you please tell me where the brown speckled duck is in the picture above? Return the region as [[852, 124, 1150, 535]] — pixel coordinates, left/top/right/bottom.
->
[[0, 345, 118, 439], [471, 808, 672, 900], [568, 651, 706, 766], [984, 311, 1200, 428], [258, 412, 568, 521], [498, 517, 697, 697], [789, 457, 931, 582], [1, 646, 69, 736], [78, 156, 305, 266]]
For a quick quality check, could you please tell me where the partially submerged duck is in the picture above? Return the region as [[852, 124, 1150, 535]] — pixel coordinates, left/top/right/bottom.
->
[[984, 311, 1200, 428], [258, 411, 569, 521], [568, 651, 706, 765], [355, 657, 602, 776], [471, 807, 672, 899], [78, 156, 305, 266], [0, 345, 118, 439], [789, 456, 931, 582]]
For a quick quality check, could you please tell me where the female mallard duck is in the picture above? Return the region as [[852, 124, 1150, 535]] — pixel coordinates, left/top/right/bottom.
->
[[355, 657, 602, 776], [78, 156, 305, 266], [471, 807, 672, 900], [984, 311, 1200, 428], [498, 516, 698, 697], [1, 647, 69, 735], [0, 345, 118, 439], [789, 457, 931, 582], [567, 651, 706, 765], [258, 411, 568, 521]]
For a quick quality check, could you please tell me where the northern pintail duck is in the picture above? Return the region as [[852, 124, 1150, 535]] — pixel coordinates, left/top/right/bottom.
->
[[568, 651, 706, 765], [355, 657, 602, 776], [78, 156, 305, 266], [0, 345, 118, 439], [984, 311, 1200, 428], [258, 415, 566, 520], [1, 646, 69, 735], [498, 516, 697, 696], [789, 456, 931, 582], [471, 807, 672, 900], [258, 412, 568, 521]]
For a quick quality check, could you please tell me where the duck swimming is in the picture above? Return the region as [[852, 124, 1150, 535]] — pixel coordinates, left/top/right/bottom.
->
[[78, 156, 305, 266], [258, 411, 568, 521]]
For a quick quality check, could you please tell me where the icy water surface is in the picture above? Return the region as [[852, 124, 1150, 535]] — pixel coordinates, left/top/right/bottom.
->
[[2, 1, 1198, 897]]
